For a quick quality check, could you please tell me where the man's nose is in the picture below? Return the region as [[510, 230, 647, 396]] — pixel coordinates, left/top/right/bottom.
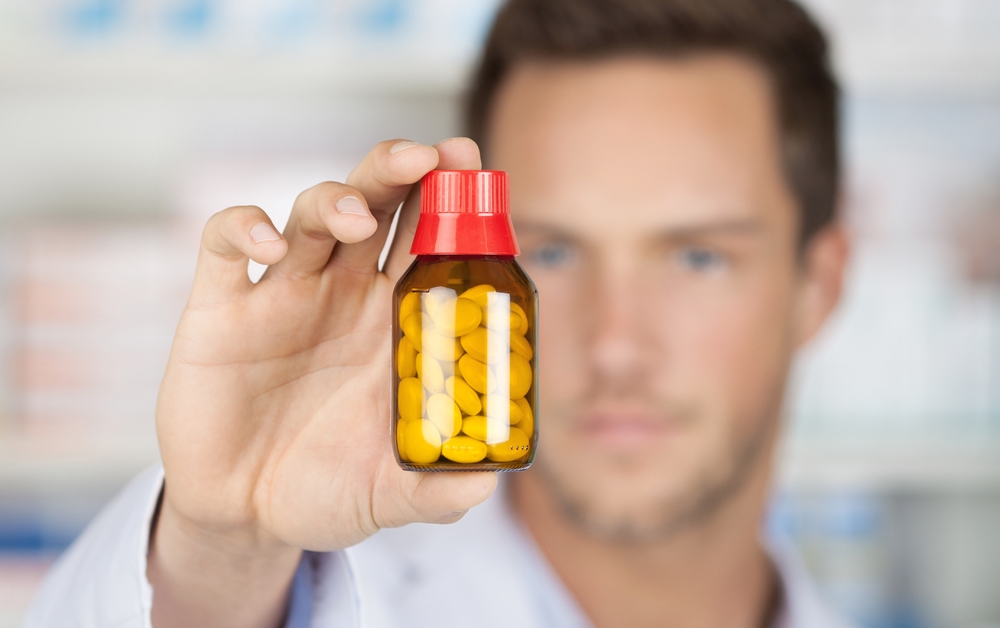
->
[[587, 264, 649, 389]]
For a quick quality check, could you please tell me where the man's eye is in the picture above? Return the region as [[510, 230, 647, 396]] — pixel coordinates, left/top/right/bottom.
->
[[674, 247, 725, 272], [528, 242, 576, 268]]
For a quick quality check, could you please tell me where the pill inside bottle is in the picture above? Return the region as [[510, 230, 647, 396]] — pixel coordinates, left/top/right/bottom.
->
[[392, 170, 538, 472]]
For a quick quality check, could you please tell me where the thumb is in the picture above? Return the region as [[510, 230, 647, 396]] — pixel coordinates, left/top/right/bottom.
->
[[374, 470, 498, 529]]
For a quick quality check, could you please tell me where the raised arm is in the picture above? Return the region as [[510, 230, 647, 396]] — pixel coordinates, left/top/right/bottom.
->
[[56, 138, 495, 628]]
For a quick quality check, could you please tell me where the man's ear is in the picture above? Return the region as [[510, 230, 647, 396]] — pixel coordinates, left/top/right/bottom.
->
[[794, 224, 850, 347]]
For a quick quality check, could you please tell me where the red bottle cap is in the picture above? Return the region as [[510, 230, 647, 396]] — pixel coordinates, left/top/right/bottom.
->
[[409, 170, 520, 256]]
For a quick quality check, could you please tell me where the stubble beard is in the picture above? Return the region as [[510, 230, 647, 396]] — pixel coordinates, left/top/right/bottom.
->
[[533, 408, 778, 544]]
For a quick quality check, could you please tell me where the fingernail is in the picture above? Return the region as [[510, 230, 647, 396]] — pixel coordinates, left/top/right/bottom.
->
[[389, 140, 421, 155], [335, 195, 370, 216], [438, 510, 467, 523], [250, 222, 280, 243]]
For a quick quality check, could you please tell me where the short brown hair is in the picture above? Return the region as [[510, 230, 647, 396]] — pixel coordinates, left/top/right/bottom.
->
[[465, 0, 840, 246]]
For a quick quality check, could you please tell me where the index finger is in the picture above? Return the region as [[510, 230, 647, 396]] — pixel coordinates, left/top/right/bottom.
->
[[325, 140, 442, 272], [380, 137, 483, 280], [346, 140, 441, 217]]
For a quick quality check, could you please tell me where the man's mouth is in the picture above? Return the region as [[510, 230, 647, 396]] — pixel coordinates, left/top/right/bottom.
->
[[577, 405, 691, 450]]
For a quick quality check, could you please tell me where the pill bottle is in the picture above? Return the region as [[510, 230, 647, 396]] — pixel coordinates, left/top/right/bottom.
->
[[392, 170, 538, 471]]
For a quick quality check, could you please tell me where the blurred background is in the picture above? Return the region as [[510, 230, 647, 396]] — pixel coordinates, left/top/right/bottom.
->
[[0, 0, 998, 626]]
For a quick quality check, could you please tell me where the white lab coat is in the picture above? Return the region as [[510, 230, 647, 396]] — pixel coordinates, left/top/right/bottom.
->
[[23, 467, 855, 628]]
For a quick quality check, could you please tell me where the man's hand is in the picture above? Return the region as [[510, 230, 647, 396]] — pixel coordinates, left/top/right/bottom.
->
[[147, 138, 497, 628]]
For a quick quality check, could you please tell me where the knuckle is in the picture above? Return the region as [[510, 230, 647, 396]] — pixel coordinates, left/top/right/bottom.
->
[[202, 206, 262, 249], [211, 205, 262, 227], [377, 138, 406, 153], [202, 209, 229, 239], [338, 183, 363, 200], [297, 181, 358, 209], [315, 180, 358, 199], [310, 180, 342, 195]]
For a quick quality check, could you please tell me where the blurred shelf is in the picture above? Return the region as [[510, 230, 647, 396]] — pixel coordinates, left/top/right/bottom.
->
[[0, 0, 501, 96], [4, 437, 1000, 496], [0, 54, 470, 96], [0, 440, 159, 496], [3, 0, 1000, 99], [778, 440, 1000, 492], [800, 0, 1000, 98], [3, 51, 999, 100]]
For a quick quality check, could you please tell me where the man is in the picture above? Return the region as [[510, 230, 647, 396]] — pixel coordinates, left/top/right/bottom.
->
[[26, 0, 851, 626]]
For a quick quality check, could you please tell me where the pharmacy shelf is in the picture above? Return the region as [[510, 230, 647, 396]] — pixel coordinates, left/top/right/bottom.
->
[[0, 52, 470, 97], [4, 437, 1000, 496], [777, 440, 1000, 493], [0, 440, 160, 496], [3, 0, 1000, 99], [2, 39, 999, 99], [4, 52, 999, 99]]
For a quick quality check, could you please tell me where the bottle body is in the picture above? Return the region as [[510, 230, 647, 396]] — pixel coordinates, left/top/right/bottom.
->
[[392, 255, 538, 471]]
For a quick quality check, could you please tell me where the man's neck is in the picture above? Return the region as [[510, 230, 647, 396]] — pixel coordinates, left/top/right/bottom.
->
[[509, 465, 779, 628]]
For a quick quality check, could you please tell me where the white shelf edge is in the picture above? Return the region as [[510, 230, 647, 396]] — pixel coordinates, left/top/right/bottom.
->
[[0, 444, 160, 495], [3, 439, 1000, 494], [776, 440, 1000, 492], [0, 55, 472, 96]]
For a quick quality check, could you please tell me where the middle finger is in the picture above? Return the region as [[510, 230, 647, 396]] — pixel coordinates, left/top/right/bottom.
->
[[327, 140, 442, 273]]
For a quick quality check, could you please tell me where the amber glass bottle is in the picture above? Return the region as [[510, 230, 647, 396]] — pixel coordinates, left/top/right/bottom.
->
[[392, 170, 538, 471]]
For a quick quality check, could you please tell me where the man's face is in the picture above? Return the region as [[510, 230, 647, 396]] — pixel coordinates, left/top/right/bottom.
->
[[488, 55, 826, 540]]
